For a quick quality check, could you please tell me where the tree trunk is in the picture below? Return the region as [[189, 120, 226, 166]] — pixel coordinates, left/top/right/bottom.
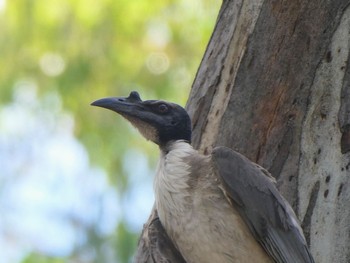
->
[[135, 0, 350, 262]]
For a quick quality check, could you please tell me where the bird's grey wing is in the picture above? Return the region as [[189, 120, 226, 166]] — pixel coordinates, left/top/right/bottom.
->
[[212, 146, 314, 263]]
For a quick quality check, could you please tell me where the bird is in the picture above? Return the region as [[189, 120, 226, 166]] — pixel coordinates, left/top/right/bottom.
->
[[91, 91, 315, 263]]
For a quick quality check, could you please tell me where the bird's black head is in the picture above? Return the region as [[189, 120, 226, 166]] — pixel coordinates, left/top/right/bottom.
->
[[91, 91, 192, 147]]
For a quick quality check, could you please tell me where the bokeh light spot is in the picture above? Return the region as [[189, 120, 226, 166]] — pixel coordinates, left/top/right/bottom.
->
[[39, 53, 66, 77], [0, 0, 6, 12], [146, 52, 170, 75], [145, 20, 171, 49]]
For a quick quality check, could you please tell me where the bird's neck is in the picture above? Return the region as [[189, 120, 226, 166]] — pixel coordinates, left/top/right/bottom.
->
[[154, 140, 196, 223], [156, 140, 195, 191]]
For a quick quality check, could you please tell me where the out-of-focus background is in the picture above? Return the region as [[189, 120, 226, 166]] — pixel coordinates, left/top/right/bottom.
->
[[0, 0, 220, 262]]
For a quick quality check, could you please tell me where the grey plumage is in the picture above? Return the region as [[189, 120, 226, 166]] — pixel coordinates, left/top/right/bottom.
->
[[212, 147, 314, 263], [91, 91, 315, 263]]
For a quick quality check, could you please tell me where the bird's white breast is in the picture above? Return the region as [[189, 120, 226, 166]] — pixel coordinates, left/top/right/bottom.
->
[[154, 141, 194, 227]]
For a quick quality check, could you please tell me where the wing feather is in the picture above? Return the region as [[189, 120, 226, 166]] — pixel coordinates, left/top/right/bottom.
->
[[212, 146, 314, 263]]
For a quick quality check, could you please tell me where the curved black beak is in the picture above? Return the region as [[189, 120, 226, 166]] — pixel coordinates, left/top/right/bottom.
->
[[91, 91, 142, 113]]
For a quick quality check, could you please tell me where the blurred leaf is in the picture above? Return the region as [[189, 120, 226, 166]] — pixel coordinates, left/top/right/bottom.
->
[[22, 254, 66, 263]]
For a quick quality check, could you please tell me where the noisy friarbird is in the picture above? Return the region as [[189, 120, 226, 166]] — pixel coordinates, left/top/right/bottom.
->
[[91, 91, 314, 263]]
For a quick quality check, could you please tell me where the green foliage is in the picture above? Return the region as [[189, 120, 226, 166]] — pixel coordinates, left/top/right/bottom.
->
[[0, 0, 220, 262], [22, 254, 66, 263]]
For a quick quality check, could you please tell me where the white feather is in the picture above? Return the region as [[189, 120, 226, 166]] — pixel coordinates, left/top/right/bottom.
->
[[154, 141, 194, 226]]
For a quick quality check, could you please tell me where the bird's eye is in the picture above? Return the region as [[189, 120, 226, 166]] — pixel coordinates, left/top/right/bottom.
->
[[157, 104, 169, 113]]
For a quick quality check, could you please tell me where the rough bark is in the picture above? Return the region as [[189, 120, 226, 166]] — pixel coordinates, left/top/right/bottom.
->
[[135, 0, 350, 262]]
